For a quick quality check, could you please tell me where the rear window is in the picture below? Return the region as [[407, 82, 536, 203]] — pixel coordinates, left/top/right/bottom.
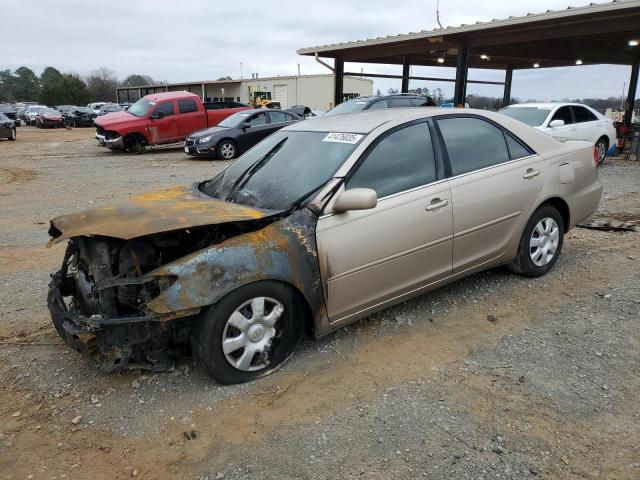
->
[[499, 106, 551, 127], [178, 99, 198, 113]]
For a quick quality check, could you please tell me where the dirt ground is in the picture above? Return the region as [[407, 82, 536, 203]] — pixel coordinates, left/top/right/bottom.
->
[[0, 126, 639, 480]]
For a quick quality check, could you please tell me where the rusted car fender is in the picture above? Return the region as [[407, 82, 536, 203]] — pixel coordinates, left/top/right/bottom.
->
[[145, 208, 328, 332]]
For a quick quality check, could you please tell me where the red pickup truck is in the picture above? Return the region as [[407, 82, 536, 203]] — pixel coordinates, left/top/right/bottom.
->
[[94, 91, 250, 152]]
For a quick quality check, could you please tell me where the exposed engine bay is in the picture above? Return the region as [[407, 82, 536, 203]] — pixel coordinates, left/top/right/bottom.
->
[[48, 220, 274, 371]]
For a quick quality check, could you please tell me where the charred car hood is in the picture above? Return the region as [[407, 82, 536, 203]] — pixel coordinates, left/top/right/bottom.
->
[[48, 184, 278, 246]]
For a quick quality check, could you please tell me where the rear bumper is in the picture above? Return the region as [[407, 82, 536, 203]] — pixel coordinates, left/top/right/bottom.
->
[[96, 133, 124, 150]]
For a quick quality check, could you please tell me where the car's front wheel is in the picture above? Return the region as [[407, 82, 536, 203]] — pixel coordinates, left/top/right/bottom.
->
[[509, 205, 564, 277], [217, 140, 237, 160], [192, 281, 304, 384], [8, 128, 16, 141]]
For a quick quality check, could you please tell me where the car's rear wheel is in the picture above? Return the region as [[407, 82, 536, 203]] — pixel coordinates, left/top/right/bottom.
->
[[217, 140, 237, 160], [192, 281, 303, 384], [8, 128, 16, 141], [509, 205, 564, 277], [595, 137, 608, 166]]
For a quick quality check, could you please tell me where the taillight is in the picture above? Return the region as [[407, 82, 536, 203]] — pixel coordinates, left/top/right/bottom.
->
[[593, 146, 599, 166]]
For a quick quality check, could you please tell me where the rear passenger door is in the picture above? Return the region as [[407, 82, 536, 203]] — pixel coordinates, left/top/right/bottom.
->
[[176, 98, 206, 137], [435, 115, 546, 273], [571, 105, 599, 143]]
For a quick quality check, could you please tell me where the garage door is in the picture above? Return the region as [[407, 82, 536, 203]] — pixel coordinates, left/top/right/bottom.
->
[[274, 85, 288, 109]]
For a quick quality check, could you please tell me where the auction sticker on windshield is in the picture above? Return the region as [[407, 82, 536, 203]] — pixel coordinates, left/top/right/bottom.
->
[[322, 133, 364, 144]]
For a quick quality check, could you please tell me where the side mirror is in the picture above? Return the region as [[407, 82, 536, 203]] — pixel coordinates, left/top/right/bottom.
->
[[150, 111, 164, 120], [549, 119, 565, 128], [242, 123, 251, 130], [333, 188, 377, 213]]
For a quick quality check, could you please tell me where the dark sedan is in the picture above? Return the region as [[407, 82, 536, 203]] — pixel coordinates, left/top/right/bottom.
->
[[61, 106, 97, 127], [0, 105, 20, 126], [0, 113, 17, 140], [184, 109, 301, 159]]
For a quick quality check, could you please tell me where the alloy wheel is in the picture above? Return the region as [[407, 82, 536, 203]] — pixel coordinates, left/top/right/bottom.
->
[[221, 296, 284, 371], [596, 141, 607, 165], [529, 217, 560, 267], [219, 142, 236, 159]]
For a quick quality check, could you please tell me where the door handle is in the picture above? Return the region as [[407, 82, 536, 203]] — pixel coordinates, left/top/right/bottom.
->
[[425, 198, 449, 211], [523, 168, 541, 179]]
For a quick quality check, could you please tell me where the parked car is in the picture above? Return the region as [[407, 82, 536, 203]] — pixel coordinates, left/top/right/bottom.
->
[[94, 92, 251, 152], [61, 106, 97, 127], [47, 108, 602, 383], [324, 94, 434, 116], [499, 103, 617, 165], [35, 108, 65, 128], [184, 109, 301, 159], [88, 102, 107, 114], [97, 104, 124, 116], [25, 105, 47, 125], [0, 105, 20, 126], [0, 113, 17, 140]]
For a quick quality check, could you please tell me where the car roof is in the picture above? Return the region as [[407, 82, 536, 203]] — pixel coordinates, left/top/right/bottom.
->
[[285, 108, 454, 133], [504, 102, 591, 109], [144, 91, 199, 102]]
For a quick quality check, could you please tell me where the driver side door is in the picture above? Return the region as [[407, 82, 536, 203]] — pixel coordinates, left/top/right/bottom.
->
[[237, 111, 272, 152], [147, 100, 178, 143], [316, 121, 453, 325]]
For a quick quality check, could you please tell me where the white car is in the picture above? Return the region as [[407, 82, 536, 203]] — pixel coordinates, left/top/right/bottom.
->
[[25, 105, 47, 126], [499, 103, 616, 165], [87, 102, 108, 115]]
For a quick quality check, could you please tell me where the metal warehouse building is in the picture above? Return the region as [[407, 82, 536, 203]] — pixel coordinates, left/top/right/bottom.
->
[[116, 74, 373, 111]]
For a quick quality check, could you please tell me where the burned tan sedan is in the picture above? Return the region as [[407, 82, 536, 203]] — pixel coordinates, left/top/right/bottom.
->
[[48, 109, 602, 384]]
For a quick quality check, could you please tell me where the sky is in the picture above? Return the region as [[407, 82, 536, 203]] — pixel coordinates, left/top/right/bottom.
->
[[0, 0, 633, 101]]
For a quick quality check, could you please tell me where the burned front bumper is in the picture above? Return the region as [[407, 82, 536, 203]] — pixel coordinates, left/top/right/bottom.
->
[[48, 269, 199, 371], [96, 133, 124, 150]]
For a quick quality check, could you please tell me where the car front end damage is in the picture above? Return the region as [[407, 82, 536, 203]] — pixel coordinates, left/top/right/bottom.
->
[[95, 125, 124, 149], [46, 184, 325, 372]]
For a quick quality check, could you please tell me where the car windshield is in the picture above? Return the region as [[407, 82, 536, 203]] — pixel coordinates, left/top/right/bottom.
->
[[217, 111, 255, 128], [499, 106, 553, 126], [127, 98, 155, 117], [42, 109, 60, 115], [27, 106, 44, 113], [75, 107, 93, 114], [0, 106, 15, 112], [199, 130, 363, 210], [324, 100, 370, 116]]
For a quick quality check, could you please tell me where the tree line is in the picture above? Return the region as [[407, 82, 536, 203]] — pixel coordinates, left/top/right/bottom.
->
[[0, 66, 156, 106]]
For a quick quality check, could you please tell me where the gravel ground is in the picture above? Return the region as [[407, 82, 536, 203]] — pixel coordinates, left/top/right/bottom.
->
[[0, 127, 639, 479]]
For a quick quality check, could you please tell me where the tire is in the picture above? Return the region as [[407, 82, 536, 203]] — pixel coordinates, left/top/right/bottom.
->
[[8, 128, 16, 141], [126, 135, 146, 154], [595, 137, 608, 167], [217, 139, 237, 160], [192, 281, 304, 384], [509, 205, 564, 277]]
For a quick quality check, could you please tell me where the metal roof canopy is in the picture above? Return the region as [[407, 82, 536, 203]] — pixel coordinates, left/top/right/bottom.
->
[[298, 0, 640, 125]]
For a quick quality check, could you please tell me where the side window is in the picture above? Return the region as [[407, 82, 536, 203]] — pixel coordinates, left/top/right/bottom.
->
[[438, 117, 510, 176], [247, 113, 267, 126], [285, 113, 297, 122], [154, 101, 174, 117], [347, 122, 437, 198], [505, 133, 533, 160], [268, 111, 287, 124], [368, 99, 388, 110], [178, 99, 198, 114], [573, 106, 597, 123], [389, 98, 414, 108], [550, 106, 573, 125]]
